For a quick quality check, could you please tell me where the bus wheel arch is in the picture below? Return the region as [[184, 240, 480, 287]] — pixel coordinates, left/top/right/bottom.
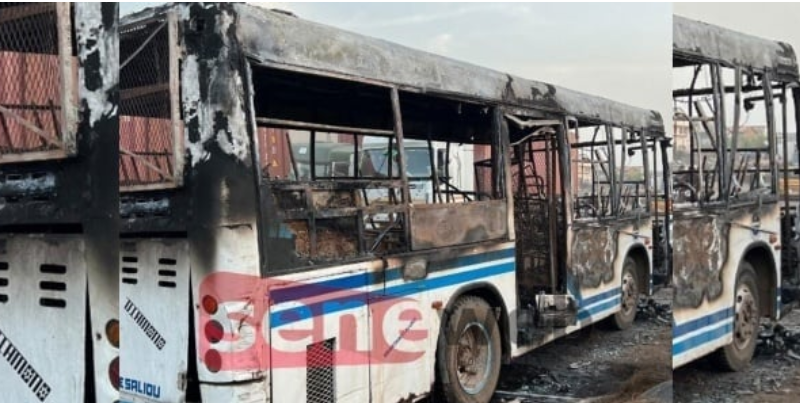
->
[[626, 244, 650, 296], [436, 290, 505, 403], [440, 283, 511, 362], [714, 259, 760, 371], [741, 244, 778, 319], [605, 245, 649, 331]]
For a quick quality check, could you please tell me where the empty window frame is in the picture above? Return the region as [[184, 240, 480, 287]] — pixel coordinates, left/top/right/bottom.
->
[[250, 66, 508, 271], [0, 3, 77, 162], [570, 122, 651, 219], [673, 63, 782, 204]]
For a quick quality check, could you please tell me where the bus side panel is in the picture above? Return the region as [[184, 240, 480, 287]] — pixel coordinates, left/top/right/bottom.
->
[[371, 243, 516, 402], [672, 204, 781, 368], [120, 239, 190, 403], [191, 224, 267, 400], [268, 265, 371, 403], [571, 221, 650, 323], [0, 234, 87, 403], [513, 221, 647, 357]]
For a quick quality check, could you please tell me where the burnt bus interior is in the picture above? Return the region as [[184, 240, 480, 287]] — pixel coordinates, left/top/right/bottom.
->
[[673, 55, 800, 303], [118, 5, 666, 332], [251, 63, 666, 310], [510, 116, 666, 302], [0, 3, 84, 228], [251, 65, 507, 272]]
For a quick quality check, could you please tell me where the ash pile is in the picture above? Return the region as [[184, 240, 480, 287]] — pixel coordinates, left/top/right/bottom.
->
[[636, 297, 672, 325], [757, 321, 800, 360]]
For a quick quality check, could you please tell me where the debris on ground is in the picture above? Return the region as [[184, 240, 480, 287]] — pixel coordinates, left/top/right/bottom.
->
[[488, 287, 673, 403], [636, 295, 672, 325], [757, 321, 800, 357]]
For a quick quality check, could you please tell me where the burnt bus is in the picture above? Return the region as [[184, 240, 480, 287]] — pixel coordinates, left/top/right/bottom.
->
[[0, 3, 119, 402], [672, 15, 800, 370], [119, 4, 666, 403]]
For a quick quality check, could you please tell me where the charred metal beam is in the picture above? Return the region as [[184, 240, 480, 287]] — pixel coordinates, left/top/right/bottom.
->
[[256, 117, 394, 136], [724, 66, 742, 200], [673, 85, 762, 98]]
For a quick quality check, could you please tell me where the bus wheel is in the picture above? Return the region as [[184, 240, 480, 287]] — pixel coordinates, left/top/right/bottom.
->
[[437, 296, 501, 403], [714, 261, 759, 371], [609, 256, 639, 330]]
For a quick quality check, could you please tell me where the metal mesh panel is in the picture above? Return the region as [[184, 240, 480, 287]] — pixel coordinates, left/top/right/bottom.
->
[[306, 338, 335, 403], [119, 16, 179, 190], [0, 3, 70, 159]]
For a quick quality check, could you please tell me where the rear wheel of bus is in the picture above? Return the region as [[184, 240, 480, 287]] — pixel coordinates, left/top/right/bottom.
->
[[714, 261, 759, 371], [609, 256, 639, 330], [437, 296, 501, 403]]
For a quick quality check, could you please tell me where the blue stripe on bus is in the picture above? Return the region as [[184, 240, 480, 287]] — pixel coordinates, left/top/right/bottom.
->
[[270, 260, 516, 328], [673, 307, 734, 338], [269, 247, 515, 304], [580, 287, 620, 307], [576, 289, 621, 321], [673, 321, 733, 356]]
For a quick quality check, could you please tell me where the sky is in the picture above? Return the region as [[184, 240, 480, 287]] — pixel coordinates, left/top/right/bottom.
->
[[120, 2, 672, 122]]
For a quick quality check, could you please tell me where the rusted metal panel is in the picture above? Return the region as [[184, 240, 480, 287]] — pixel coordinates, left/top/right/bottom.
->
[[674, 15, 799, 82], [0, 3, 76, 162], [258, 127, 291, 179], [409, 200, 508, 250]]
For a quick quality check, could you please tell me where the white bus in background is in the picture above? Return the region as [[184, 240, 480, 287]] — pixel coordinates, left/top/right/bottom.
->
[[0, 3, 119, 402], [359, 137, 475, 204]]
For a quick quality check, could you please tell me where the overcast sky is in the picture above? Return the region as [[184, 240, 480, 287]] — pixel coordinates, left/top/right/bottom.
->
[[121, 2, 672, 121]]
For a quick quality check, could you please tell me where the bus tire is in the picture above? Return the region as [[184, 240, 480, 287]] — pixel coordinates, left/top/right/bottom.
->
[[608, 256, 639, 330], [436, 296, 501, 403], [713, 261, 759, 371]]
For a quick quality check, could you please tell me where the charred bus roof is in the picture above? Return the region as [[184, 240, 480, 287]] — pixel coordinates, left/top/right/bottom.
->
[[122, 3, 663, 135], [674, 15, 799, 82]]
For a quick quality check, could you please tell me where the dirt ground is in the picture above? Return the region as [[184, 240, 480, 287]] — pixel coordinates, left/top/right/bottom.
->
[[490, 287, 674, 403], [673, 309, 800, 403]]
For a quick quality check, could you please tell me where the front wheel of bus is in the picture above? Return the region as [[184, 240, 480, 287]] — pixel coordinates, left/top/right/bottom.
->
[[609, 256, 639, 330], [714, 261, 759, 371], [437, 296, 501, 403]]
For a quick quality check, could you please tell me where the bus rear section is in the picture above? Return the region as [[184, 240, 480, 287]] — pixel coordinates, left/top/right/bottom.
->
[[672, 15, 799, 369], [117, 8, 199, 403], [0, 3, 119, 402]]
